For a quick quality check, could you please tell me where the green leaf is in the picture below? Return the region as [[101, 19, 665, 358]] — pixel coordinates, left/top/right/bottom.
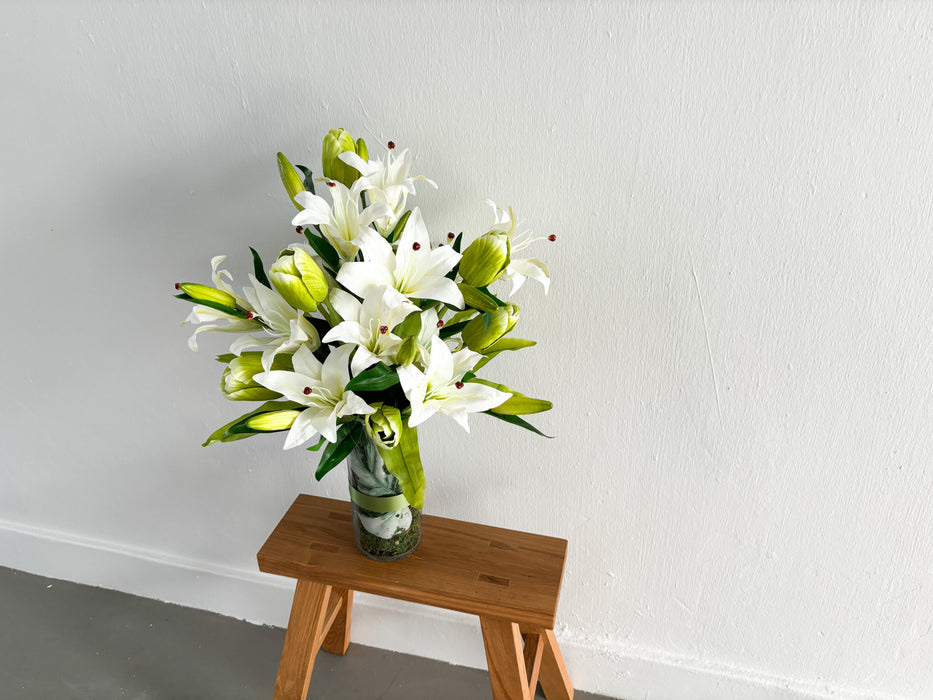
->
[[445, 233, 465, 280], [303, 229, 340, 272], [438, 320, 470, 339], [378, 423, 426, 510], [174, 294, 249, 319], [345, 363, 400, 392], [386, 210, 411, 244], [482, 311, 494, 332], [296, 165, 316, 195], [306, 435, 327, 452], [315, 422, 363, 480], [482, 411, 554, 438], [249, 247, 272, 288], [475, 285, 506, 307]]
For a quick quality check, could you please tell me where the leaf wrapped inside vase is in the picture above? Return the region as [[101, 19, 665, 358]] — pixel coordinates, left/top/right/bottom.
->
[[375, 420, 425, 511]]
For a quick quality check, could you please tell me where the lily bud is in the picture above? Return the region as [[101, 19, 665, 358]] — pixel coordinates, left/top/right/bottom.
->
[[457, 284, 500, 313], [221, 352, 292, 401], [355, 137, 369, 163], [269, 248, 329, 312], [458, 231, 510, 287], [364, 404, 404, 450], [395, 336, 419, 366], [392, 310, 423, 338], [322, 128, 364, 188], [177, 283, 238, 309], [276, 152, 306, 211], [245, 409, 301, 432], [462, 303, 519, 352], [489, 394, 553, 415], [470, 379, 552, 415]]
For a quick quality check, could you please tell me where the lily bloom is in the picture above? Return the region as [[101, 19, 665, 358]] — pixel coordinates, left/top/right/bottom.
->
[[397, 336, 509, 432], [337, 207, 463, 308], [253, 344, 374, 449], [323, 286, 420, 375]]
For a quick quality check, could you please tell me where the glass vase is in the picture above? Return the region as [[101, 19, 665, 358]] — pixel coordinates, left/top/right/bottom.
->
[[346, 431, 422, 561]]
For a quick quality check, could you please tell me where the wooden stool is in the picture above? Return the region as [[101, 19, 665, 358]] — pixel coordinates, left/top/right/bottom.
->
[[257, 494, 574, 700]]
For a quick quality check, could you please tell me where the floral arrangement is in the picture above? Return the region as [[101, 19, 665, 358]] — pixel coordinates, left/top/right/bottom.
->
[[174, 129, 553, 513]]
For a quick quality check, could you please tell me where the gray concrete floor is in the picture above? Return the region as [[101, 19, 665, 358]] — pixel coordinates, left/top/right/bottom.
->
[[0, 566, 614, 699]]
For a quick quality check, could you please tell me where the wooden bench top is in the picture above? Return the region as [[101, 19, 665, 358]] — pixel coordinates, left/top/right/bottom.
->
[[257, 495, 568, 629]]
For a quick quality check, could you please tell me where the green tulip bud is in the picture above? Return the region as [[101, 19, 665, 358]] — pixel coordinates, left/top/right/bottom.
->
[[245, 409, 300, 432], [364, 404, 404, 450], [458, 231, 510, 287], [277, 152, 306, 211], [269, 248, 329, 312], [461, 304, 519, 352], [322, 128, 365, 188], [176, 283, 237, 309]]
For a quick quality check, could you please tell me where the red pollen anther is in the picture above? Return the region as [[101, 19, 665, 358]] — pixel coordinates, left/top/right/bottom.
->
[[436, 320, 444, 328], [246, 311, 255, 319], [303, 387, 313, 395], [455, 381, 464, 389], [387, 141, 396, 150], [174, 283, 181, 290], [379, 325, 389, 334], [327, 181, 336, 188], [548, 234, 557, 241], [296, 226, 304, 234], [412, 242, 421, 251], [447, 232, 455, 239]]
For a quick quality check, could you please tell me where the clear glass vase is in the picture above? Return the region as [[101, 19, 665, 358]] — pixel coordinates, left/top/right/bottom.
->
[[346, 432, 422, 561]]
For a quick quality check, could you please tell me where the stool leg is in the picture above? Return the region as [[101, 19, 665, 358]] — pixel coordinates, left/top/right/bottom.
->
[[537, 629, 574, 700], [480, 616, 533, 700], [322, 587, 353, 654], [273, 580, 332, 700]]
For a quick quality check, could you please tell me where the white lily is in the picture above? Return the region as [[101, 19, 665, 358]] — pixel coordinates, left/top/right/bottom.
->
[[412, 307, 444, 365], [397, 336, 510, 431], [236, 275, 320, 370], [340, 146, 436, 233], [253, 344, 374, 449], [484, 200, 550, 295], [291, 179, 393, 261], [323, 286, 420, 375], [337, 208, 464, 308], [182, 256, 262, 351]]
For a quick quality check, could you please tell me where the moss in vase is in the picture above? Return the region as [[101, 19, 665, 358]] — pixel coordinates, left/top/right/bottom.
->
[[355, 508, 422, 560]]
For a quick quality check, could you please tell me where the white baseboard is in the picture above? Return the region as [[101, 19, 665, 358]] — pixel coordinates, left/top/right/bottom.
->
[[0, 519, 902, 700]]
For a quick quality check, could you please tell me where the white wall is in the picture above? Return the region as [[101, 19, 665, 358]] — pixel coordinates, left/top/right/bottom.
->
[[2, 2, 932, 698]]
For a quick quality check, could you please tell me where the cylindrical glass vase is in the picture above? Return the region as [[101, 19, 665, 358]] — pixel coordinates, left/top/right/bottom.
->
[[346, 432, 422, 561]]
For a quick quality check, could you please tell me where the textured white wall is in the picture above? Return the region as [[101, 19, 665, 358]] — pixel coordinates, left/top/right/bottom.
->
[[2, 2, 932, 698]]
